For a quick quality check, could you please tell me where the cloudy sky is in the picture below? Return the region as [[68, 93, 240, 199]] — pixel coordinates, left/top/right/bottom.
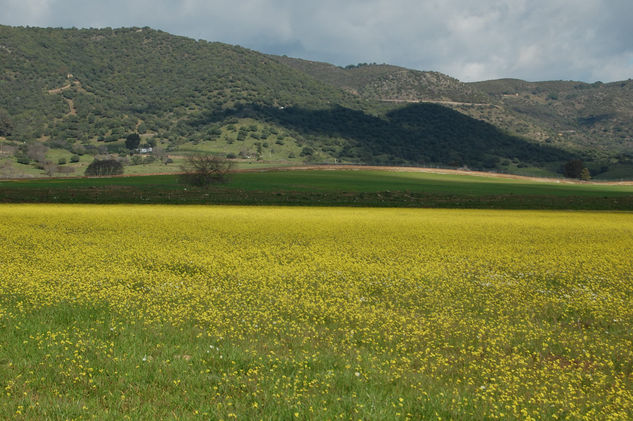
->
[[1, 0, 632, 82]]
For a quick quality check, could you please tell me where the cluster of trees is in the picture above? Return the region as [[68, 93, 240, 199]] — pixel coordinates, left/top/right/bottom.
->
[[343, 62, 379, 69], [11, 141, 76, 176], [81, 152, 232, 181], [84, 159, 123, 176]]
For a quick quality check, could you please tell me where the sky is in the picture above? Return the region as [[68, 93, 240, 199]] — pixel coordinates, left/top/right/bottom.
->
[[1, 0, 632, 82]]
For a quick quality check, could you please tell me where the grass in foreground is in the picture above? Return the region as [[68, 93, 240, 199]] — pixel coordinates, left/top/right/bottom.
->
[[1, 169, 633, 209], [1, 205, 632, 419]]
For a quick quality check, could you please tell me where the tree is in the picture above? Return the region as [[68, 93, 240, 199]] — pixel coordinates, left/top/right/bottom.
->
[[26, 142, 48, 163], [85, 159, 124, 176], [125, 133, 141, 150], [40, 160, 58, 177], [563, 159, 584, 179], [580, 167, 591, 181], [179, 154, 233, 187]]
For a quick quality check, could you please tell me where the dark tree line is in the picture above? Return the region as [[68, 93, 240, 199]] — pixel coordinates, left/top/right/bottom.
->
[[85, 159, 123, 176]]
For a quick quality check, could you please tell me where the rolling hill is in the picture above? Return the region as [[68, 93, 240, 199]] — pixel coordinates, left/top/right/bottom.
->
[[276, 56, 633, 178], [1, 25, 629, 179]]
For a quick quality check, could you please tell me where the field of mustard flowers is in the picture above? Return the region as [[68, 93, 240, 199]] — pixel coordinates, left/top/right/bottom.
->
[[1, 204, 632, 419]]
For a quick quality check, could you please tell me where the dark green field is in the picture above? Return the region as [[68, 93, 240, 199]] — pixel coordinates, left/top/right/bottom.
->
[[2, 169, 633, 209]]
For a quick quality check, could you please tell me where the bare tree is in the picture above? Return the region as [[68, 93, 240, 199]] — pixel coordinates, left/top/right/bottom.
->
[[26, 142, 48, 163], [179, 154, 233, 187], [40, 160, 58, 177], [0, 160, 15, 178]]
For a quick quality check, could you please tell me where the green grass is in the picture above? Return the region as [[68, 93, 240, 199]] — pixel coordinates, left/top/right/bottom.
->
[[173, 118, 312, 163], [227, 170, 633, 196], [1, 168, 632, 209], [0, 299, 446, 419]]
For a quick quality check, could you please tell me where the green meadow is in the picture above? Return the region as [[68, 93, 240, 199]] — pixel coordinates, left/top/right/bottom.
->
[[1, 169, 632, 209]]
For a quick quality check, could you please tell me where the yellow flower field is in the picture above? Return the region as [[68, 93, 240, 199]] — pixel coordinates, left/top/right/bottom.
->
[[1, 204, 632, 419]]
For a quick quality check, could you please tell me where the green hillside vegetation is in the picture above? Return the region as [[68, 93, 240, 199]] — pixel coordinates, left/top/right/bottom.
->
[[278, 59, 633, 178], [0, 26, 356, 139], [273, 56, 490, 103], [0, 25, 583, 179], [470, 78, 633, 155]]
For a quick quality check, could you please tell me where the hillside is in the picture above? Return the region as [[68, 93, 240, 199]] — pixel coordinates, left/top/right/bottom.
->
[[0, 25, 592, 179], [470, 79, 633, 158], [0, 26, 357, 137], [277, 58, 633, 178], [273, 56, 490, 103]]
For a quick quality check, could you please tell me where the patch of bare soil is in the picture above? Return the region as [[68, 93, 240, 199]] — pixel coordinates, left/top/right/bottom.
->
[[47, 84, 72, 94], [65, 98, 77, 116]]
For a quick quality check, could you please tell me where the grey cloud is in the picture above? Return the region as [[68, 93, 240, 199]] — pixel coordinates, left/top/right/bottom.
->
[[1, 0, 631, 82]]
